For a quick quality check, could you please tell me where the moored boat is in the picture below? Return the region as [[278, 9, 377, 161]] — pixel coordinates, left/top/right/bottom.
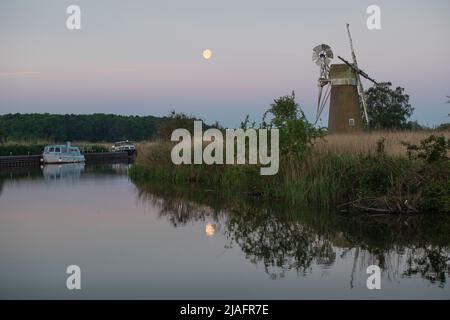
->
[[112, 140, 137, 156], [42, 142, 85, 164]]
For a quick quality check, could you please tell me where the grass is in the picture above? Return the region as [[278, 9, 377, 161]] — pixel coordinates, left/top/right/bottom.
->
[[130, 130, 450, 215], [314, 130, 450, 157]]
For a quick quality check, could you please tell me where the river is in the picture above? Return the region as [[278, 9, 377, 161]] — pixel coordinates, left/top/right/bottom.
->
[[0, 163, 449, 299]]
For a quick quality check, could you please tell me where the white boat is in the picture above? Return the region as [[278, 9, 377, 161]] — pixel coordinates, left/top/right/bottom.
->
[[112, 140, 137, 155], [42, 142, 85, 164]]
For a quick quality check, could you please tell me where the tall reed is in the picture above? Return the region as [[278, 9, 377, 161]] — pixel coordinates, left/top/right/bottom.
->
[[130, 131, 450, 214]]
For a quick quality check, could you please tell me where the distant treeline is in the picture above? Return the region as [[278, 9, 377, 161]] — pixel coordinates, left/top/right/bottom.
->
[[0, 113, 166, 142]]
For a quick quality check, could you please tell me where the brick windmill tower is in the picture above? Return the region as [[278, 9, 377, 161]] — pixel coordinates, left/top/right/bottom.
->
[[313, 24, 378, 134]]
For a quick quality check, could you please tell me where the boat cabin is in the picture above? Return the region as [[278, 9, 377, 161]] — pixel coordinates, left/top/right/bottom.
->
[[43, 142, 85, 164], [112, 140, 137, 155], [44, 145, 82, 156]]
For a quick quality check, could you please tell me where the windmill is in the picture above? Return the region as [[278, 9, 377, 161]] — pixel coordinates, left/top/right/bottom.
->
[[313, 24, 379, 133]]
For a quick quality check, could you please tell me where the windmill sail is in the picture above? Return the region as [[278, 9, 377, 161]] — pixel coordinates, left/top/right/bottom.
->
[[337, 56, 378, 85], [346, 23, 370, 125]]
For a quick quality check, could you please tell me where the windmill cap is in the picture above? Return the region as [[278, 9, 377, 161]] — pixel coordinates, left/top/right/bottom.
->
[[329, 64, 357, 86]]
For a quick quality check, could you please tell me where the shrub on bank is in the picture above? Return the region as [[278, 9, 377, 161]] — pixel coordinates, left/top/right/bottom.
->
[[129, 94, 450, 215]]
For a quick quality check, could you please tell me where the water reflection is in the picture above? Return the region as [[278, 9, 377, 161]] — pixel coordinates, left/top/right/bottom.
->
[[0, 162, 131, 185], [1, 164, 449, 298], [42, 163, 85, 182], [205, 223, 216, 237], [134, 181, 450, 287], [0, 167, 42, 199]]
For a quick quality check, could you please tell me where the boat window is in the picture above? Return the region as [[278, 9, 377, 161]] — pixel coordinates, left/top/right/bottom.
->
[[54, 147, 61, 153], [49, 147, 55, 152]]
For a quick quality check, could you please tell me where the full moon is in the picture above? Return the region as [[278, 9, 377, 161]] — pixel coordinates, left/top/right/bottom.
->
[[202, 49, 212, 60]]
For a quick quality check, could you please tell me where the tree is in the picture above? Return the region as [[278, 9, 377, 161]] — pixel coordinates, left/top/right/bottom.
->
[[0, 127, 5, 144], [0, 113, 162, 142], [262, 92, 323, 156], [156, 111, 200, 141], [365, 84, 414, 130]]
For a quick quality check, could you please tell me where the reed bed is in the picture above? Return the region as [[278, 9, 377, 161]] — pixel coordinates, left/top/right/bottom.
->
[[314, 130, 450, 157], [130, 130, 450, 214]]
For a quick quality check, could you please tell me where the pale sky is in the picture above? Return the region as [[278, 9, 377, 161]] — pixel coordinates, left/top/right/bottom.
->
[[1, 0, 449, 127]]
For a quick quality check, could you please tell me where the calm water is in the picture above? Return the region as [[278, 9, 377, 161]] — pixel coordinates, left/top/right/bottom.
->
[[0, 163, 449, 299]]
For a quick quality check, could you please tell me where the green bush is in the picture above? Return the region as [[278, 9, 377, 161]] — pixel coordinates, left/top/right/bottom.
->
[[404, 135, 450, 163], [420, 180, 450, 213], [262, 92, 324, 157]]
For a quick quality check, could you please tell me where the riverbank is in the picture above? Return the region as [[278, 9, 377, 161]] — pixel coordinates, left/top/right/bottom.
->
[[129, 132, 450, 215], [0, 141, 111, 156]]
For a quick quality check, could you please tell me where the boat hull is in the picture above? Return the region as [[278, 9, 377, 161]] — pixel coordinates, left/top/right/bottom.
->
[[43, 154, 85, 164]]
